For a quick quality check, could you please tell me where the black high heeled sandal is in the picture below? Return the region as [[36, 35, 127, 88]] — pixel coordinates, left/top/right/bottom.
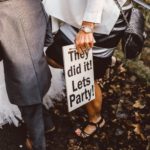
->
[[75, 117, 105, 139]]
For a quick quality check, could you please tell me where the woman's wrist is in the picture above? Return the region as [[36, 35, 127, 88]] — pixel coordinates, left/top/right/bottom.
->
[[80, 21, 95, 33], [82, 21, 95, 29]]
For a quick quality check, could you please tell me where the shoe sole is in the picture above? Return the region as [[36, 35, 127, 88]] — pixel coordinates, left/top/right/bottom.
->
[[45, 126, 55, 133]]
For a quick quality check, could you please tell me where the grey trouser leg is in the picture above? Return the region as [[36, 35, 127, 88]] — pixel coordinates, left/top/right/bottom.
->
[[43, 106, 54, 131], [19, 104, 46, 150]]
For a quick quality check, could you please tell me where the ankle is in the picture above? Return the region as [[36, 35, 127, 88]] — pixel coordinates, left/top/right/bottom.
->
[[89, 115, 102, 123]]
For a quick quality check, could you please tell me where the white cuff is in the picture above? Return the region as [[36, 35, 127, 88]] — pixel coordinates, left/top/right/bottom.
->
[[83, 11, 103, 24], [82, 0, 104, 24]]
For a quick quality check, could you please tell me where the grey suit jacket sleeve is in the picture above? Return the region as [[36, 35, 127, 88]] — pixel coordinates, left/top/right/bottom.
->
[[0, 44, 3, 61], [83, 0, 104, 24], [44, 17, 53, 47]]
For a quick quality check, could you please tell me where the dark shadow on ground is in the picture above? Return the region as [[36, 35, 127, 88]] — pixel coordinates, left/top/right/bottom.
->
[[0, 64, 149, 150]]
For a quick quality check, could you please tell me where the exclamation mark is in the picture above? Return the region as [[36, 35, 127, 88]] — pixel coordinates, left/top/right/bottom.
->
[[90, 60, 92, 69], [92, 85, 94, 96]]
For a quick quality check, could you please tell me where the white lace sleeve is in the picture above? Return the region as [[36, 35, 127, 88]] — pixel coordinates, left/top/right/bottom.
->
[[83, 0, 104, 23]]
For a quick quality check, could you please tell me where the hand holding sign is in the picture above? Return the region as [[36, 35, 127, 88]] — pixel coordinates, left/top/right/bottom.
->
[[63, 44, 95, 112]]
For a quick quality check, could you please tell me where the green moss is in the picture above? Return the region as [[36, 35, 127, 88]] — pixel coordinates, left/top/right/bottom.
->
[[126, 60, 150, 83], [113, 5, 150, 85]]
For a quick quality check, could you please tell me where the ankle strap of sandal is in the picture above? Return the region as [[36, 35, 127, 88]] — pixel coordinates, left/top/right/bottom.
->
[[88, 117, 104, 128]]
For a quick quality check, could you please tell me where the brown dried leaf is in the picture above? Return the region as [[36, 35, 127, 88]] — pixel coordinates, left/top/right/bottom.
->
[[134, 112, 142, 122], [26, 138, 33, 150], [118, 64, 126, 73], [133, 100, 145, 109], [146, 93, 150, 98], [110, 85, 117, 90], [123, 90, 132, 96], [132, 124, 146, 141], [144, 0, 150, 4], [108, 89, 114, 94]]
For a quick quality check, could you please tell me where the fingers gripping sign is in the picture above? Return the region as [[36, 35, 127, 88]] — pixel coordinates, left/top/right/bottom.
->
[[75, 22, 95, 54]]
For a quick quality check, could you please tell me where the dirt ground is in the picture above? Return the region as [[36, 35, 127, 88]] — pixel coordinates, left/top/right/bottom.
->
[[0, 63, 149, 150]]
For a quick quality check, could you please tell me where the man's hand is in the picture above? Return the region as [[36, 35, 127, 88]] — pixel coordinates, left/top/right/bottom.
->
[[75, 22, 95, 54]]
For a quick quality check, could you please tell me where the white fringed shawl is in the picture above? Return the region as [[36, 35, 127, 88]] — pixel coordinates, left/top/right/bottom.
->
[[0, 61, 66, 127], [0, 61, 22, 127]]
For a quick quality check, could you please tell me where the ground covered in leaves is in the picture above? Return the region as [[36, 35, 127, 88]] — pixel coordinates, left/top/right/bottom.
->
[[0, 63, 149, 150]]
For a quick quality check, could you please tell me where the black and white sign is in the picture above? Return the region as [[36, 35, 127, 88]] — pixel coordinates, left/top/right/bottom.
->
[[63, 44, 95, 112]]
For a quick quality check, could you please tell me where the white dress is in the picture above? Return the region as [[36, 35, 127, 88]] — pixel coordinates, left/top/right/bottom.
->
[[0, 61, 22, 127], [0, 60, 66, 126]]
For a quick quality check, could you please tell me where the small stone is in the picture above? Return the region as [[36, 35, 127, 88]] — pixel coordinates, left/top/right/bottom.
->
[[116, 112, 128, 119], [145, 125, 150, 131], [69, 139, 76, 145], [115, 128, 124, 136], [130, 75, 137, 82], [19, 145, 23, 148]]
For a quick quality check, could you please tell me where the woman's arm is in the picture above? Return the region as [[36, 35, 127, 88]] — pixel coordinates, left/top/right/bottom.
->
[[75, 0, 104, 53], [75, 21, 95, 54]]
